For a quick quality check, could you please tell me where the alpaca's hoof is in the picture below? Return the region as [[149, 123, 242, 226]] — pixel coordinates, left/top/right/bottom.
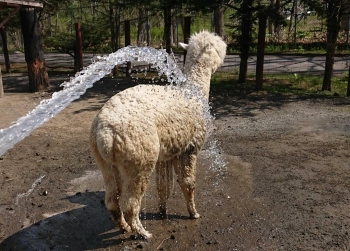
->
[[190, 212, 201, 219], [119, 217, 132, 233], [140, 230, 153, 239], [131, 232, 153, 240], [109, 210, 131, 233], [121, 223, 132, 233]]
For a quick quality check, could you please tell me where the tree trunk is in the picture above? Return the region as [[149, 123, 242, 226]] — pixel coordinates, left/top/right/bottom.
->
[[288, 0, 295, 36], [256, 14, 267, 91], [124, 20, 131, 77], [347, 59, 350, 97], [274, 0, 283, 40], [268, 0, 274, 38], [109, 0, 116, 51], [323, 43, 336, 91], [0, 26, 11, 73], [0, 65, 3, 97], [268, 19, 273, 39], [20, 8, 49, 92], [146, 14, 151, 46], [322, 4, 341, 91], [116, 1, 121, 49], [172, 19, 177, 46], [238, 0, 253, 83], [137, 6, 146, 45], [213, 5, 226, 40], [183, 16, 191, 65], [163, 1, 172, 53], [75, 23, 83, 72]]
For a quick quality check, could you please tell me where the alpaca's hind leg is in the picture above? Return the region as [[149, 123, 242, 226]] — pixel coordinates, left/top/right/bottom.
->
[[100, 164, 131, 232], [89, 144, 129, 232], [91, 135, 129, 231], [119, 165, 154, 239], [156, 161, 173, 216], [174, 154, 200, 219]]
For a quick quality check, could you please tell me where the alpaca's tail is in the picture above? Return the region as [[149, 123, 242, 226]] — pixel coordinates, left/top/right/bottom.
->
[[90, 118, 116, 164]]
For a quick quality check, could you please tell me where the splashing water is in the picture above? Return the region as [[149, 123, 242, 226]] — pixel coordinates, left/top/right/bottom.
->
[[0, 46, 184, 157], [202, 139, 227, 186], [0, 46, 226, 172], [15, 175, 46, 204]]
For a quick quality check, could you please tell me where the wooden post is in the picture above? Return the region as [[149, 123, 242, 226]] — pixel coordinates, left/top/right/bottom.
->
[[183, 16, 191, 65], [0, 26, 11, 73], [75, 22, 83, 72], [124, 20, 131, 77], [255, 14, 267, 91], [0, 65, 3, 97]]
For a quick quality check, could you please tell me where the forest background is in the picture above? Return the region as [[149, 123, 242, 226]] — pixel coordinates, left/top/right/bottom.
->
[[1, 0, 350, 94]]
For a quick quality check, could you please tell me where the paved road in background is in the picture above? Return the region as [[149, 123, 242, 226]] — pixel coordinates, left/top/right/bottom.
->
[[0, 52, 349, 76]]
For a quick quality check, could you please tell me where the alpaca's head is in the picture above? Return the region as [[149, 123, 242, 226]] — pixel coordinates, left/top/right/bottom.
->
[[179, 31, 227, 74]]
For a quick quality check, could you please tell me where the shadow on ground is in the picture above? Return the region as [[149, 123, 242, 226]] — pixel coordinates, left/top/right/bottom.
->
[[4, 71, 346, 120], [0, 190, 188, 251], [209, 79, 349, 119], [0, 191, 121, 250]]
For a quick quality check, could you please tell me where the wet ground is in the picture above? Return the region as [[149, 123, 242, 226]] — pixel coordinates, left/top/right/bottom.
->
[[0, 73, 350, 250]]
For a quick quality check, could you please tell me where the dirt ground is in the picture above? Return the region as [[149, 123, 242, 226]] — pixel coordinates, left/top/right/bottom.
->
[[0, 72, 350, 251]]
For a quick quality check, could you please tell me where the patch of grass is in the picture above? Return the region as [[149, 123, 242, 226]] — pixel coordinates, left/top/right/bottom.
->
[[8, 61, 348, 98], [6, 63, 28, 73], [210, 72, 349, 98], [263, 74, 322, 95]]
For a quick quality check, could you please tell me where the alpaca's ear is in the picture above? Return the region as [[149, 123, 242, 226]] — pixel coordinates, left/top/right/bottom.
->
[[179, 42, 189, 50]]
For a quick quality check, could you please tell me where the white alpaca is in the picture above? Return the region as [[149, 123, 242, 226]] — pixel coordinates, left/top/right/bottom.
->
[[90, 31, 227, 238]]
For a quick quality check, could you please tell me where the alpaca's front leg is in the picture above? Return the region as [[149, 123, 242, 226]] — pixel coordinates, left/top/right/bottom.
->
[[156, 161, 173, 217], [174, 154, 200, 219]]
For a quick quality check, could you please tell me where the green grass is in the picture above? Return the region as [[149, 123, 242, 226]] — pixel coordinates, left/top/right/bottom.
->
[[8, 60, 349, 98], [210, 72, 349, 97]]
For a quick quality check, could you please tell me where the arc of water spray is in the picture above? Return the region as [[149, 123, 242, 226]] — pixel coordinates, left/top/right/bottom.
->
[[0, 46, 186, 157]]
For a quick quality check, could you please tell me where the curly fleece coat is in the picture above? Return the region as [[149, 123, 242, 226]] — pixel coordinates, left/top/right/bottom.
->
[[90, 31, 227, 238]]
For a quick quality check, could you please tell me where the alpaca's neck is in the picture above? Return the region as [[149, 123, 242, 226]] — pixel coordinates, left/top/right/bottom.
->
[[183, 63, 212, 99]]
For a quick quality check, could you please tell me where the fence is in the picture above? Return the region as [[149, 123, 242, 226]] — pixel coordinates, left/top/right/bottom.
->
[[0, 52, 349, 77]]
